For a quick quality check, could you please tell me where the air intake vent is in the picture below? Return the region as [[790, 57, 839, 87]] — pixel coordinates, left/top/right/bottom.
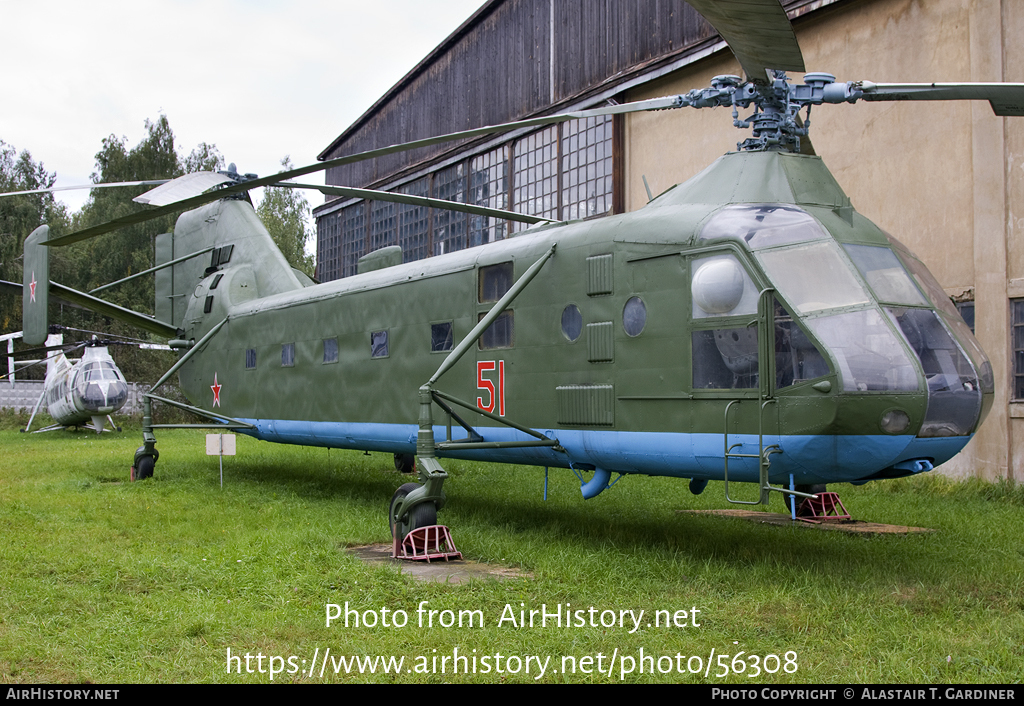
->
[[556, 385, 614, 426]]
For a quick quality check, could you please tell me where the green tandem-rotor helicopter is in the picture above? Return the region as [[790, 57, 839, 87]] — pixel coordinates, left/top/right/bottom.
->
[[3, 0, 1022, 549]]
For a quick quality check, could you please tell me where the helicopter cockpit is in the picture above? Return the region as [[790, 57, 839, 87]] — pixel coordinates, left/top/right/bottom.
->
[[691, 203, 993, 439], [74, 359, 129, 414]]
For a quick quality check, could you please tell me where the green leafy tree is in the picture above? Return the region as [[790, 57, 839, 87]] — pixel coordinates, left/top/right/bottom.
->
[[256, 157, 316, 278], [72, 117, 184, 304], [63, 117, 222, 381], [2, 117, 223, 382]]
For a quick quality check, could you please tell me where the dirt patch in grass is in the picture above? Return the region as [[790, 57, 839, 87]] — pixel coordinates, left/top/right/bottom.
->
[[346, 543, 532, 583], [681, 509, 935, 534]]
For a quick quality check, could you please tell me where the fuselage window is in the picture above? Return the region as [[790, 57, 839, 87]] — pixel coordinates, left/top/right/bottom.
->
[[561, 304, 582, 342], [371, 330, 389, 358], [479, 262, 513, 303], [622, 297, 647, 337], [282, 343, 295, 367], [245, 348, 256, 370], [431, 322, 454, 353], [479, 310, 514, 350], [323, 338, 338, 364]]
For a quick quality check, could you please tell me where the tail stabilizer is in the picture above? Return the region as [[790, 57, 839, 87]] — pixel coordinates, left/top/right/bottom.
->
[[23, 225, 49, 345]]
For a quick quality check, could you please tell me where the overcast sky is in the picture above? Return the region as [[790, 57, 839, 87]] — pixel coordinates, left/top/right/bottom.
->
[[0, 0, 485, 215]]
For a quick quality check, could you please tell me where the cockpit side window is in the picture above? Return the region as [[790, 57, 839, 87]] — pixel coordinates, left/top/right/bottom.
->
[[689, 251, 761, 390], [842, 244, 927, 306], [774, 298, 830, 387], [886, 307, 982, 436], [804, 309, 919, 392], [885, 234, 960, 318]]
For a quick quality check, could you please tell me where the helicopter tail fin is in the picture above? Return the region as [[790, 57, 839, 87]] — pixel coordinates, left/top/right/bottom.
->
[[154, 199, 303, 329], [22, 225, 50, 346]]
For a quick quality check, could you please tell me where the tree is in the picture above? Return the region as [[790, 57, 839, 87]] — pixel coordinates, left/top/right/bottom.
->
[[1, 117, 223, 382], [68, 116, 224, 311], [256, 157, 316, 278]]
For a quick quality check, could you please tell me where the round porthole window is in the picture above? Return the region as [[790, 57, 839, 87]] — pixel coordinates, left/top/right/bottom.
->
[[623, 297, 647, 337], [561, 304, 582, 342]]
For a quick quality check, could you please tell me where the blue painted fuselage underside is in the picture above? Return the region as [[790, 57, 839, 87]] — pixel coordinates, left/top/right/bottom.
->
[[237, 418, 970, 485]]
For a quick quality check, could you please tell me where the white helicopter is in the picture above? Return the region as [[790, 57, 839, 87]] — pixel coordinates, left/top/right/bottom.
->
[[6, 328, 130, 434]]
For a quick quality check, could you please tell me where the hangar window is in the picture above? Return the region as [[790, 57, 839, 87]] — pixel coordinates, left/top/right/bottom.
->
[[433, 163, 467, 256], [281, 343, 295, 367], [323, 338, 338, 364], [562, 115, 613, 220], [315, 116, 615, 281], [371, 330, 389, 359], [469, 147, 509, 246], [399, 177, 430, 263], [1014, 300, 1024, 400], [956, 301, 975, 334], [512, 125, 559, 233], [342, 202, 366, 279], [317, 212, 342, 281], [370, 201, 397, 253], [245, 348, 256, 370]]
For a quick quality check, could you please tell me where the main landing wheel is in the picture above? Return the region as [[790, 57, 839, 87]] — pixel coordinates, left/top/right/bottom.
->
[[389, 483, 437, 541], [132, 455, 155, 482], [781, 484, 826, 511], [394, 453, 416, 474]]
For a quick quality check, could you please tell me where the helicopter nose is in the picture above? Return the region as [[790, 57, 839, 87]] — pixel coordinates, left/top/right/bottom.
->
[[82, 380, 128, 414]]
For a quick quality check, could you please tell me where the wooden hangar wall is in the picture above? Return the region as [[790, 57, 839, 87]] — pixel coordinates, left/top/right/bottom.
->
[[313, 0, 1023, 483]]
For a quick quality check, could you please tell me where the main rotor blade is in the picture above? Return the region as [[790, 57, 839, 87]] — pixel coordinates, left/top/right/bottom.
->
[[686, 0, 804, 80], [133, 171, 234, 206], [858, 82, 1024, 115], [43, 95, 683, 247], [48, 282, 178, 339], [276, 182, 559, 226], [0, 179, 169, 199]]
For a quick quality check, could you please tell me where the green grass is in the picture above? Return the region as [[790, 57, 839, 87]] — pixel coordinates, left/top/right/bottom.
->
[[0, 424, 1022, 683]]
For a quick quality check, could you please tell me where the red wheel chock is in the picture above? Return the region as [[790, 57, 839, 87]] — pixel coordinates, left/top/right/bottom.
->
[[796, 491, 852, 523], [392, 525, 463, 562]]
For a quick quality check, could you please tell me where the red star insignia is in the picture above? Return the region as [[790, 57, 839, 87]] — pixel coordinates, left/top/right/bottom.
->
[[211, 373, 222, 408], [29, 274, 37, 303]]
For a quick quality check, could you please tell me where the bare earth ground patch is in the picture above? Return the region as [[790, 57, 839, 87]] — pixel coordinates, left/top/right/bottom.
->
[[345, 543, 532, 583], [681, 509, 935, 535]]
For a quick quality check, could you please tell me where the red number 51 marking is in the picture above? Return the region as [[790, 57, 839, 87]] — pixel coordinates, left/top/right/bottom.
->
[[476, 360, 505, 416]]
